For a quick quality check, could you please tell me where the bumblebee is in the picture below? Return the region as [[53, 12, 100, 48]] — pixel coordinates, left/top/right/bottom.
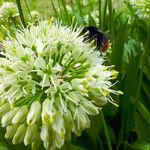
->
[[82, 26, 110, 52]]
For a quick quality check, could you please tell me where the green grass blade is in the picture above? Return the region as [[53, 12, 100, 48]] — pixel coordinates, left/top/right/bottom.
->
[[50, 0, 59, 18], [16, 0, 26, 28]]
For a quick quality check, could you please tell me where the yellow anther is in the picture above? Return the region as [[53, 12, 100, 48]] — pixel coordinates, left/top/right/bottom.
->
[[102, 90, 110, 96], [49, 117, 54, 124], [84, 31, 90, 36], [111, 70, 119, 78], [90, 39, 95, 45], [72, 16, 76, 23], [117, 90, 123, 95], [60, 130, 65, 139], [82, 89, 88, 93]]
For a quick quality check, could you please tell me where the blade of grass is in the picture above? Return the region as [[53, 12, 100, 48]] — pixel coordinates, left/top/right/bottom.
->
[[108, 0, 113, 33], [60, 0, 71, 25], [101, 111, 112, 150], [24, 0, 32, 20], [75, 0, 83, 18], [50, 0, 59, 18], [102, 0, 108, 31], [16, 0, 26, 28], [99, 0, 102, 28]]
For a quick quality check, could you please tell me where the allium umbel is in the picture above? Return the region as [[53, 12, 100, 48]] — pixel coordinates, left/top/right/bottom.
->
[[130, 0, 150, 20], [0, 2, 18, 23], [0, 21, 122, 149]]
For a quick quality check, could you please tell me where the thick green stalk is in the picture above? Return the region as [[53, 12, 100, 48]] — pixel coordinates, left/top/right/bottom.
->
[[16, 0, 26, 28]]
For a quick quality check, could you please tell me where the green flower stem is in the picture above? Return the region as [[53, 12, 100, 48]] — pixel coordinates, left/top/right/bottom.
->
[[27, 92, 43, 106], [61, 57, 74, 74], [16, 0, 26, 28], [62, 61, 77, 75], [101, 110, 112, 150], [10, 17, 17, 28], [58, 54, 65, 65], [15, 95, 34, 106]]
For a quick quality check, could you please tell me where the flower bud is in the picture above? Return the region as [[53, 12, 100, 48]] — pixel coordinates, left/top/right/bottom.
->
[[5, 124, 19, 139], [31, 140, 42, 150], [43, 141, 50, 149], [63, 110, 74, 131], [40, 124, 50, 142], [24, 124, 39, 145], [27, 101, 41, 126], [0, 99, 6, 107], [42, 99, 55, 124], [12, 105, 28, 124], [12, 124, 27, 144], [0, 102, 11, 117], [52, 113, 65, 138], [82, 101, 99, 115], [111, 70, 119, 79], [74, 106, 90, 135], [55, 133, 65, 148], [1, 107, 19, 127]]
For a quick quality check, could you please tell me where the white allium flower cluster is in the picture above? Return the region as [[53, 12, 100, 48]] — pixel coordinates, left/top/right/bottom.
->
[[0, 20, 122, 149], [130, 0, 150, 20], [0, 2, 18, 23]]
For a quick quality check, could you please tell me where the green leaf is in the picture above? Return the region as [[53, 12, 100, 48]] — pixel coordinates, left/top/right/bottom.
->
[[135, 112, 150, 142], [0, 146, 8, 150], [88, 14, 96, 26], [107, 126, 117, 144], [132, 140, 150, 150], [62, 143, 86, 150], [70, 145, 86, 150], [142, 82, 150, 102], [123, 37, 138, 63], [137, 101, 150, 125], [86, 114, 103, 146], [143, 65, 150, 82], [124, 140, 150, 150]]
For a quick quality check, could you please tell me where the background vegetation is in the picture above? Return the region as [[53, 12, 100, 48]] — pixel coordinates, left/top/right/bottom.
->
[[0, 0, 150, 150]]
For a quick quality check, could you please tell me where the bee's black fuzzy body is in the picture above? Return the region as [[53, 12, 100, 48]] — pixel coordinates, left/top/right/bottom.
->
[[83, 26, 110, 52]]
